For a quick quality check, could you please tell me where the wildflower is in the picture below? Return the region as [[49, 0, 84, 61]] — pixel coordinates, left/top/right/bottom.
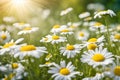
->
[[47, 34, 67, 44], [76, 30, 89, 41], [48, 61, 80, 80], [81, 47, 114, 68], [13, 22, 30, 29], [14, 44, 47, 59], [89, 22, 105, 31], [79, 12, 90, 19], [60, 7, 73, 16], [39, 62, 55, 67], [60, 27, 74, 35], [45, 54, 52, 61], [50, 24, 61, 34], [40, 35, 51, 43], [0, 38, 24, 55], [0, 31, 11, 44], [17, 26, 39, 35], [111, 33, 120, 42], [94, 9, 116, 18], [60, 44, 82, 58]]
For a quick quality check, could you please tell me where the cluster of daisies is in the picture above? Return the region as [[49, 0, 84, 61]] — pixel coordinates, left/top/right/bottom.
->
[[0, 6, 120, 80]]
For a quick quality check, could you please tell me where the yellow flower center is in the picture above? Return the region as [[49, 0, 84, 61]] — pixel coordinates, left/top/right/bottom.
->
[[61, 29, 69, 32], [66, 45, 75, 50], [46, 54, 52, 59], [4, 73, 15, 80], [92, 53, 105, 62], [94, 22, 102, 27], [23, 27, 32, 31], [19, 22, 25, 25], [59, 68, 70, 75], [114, 66, 120, 76], [87, 43, 97, 50], [3, 42, 15, 48], [45, 62, 51, 64], [79, 32, 84, 37], [12, 63, 19, 69], [53, 25, 60, 29], [1, 34, 7, 40], [20, 45, 36, 52], [114, 34, 120, 40], [88, 38, 97, 43], [52, 35, 60, 40]]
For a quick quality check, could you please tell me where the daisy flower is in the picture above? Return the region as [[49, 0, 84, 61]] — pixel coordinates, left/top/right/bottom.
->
[[48, 60, 80, 80], [60, 44, 82, 58], [111, 33, 120, 42], [60, 7, 73, 16], [94, 9, 116, 19], [11, 63, 25, 80], [17, 26, 39, 35], [40, 35, 51, 43], [14, 44, 47, 59], [79, 12, 90, 19], [60, 27, 74, 35], [50, 25, 62, 34], [83, 36, 105, 50], [81, 47, 114, 68], [0, 31, 11, 44], [13, 22, 30, 29], [89, 22, 105, 31], [76, 30, 89, 41], [45, 53, 52, 61], [47, 34, 67, 44], [0, 38, 24, 55], [103, 63, 120, 80]]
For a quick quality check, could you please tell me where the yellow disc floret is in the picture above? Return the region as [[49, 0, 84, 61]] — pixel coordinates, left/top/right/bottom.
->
[[88, 38, 97, 43], [66, 45, 75, 50], [92, 53, 105, 62], [20, 45, 36, 52], [1, 34, 7, 40], [23, 27, 31, 31], [53, 25, 60, 29], [61, 29, 69, 32], [79, 32, 84, 37], [60, 68, 70, 75], [3, 42, 15, 48], [94, 22, 102, 27], [87, 43, 97, 50], [52, 35, 60, 40], [12, 63, 19, 69], [114, 66, 120, 76], [114, 34, 120, 40]]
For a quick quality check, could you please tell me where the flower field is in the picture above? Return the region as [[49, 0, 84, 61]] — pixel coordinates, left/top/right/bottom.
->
[[0, 0, 120, 80]]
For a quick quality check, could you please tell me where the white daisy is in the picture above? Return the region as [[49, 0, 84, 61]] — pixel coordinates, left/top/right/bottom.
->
[[111, 33, 120, 42], [60, 44, 82, 58], [40, 35, 51, 43], [60, 27, 74, 35], [0, 38, 24, 55], [89, 22, 105, 31], [17, 27, 39, 35], [13, 22, 30, 29], [60, 7, 73, 16], [48, 60, 80, 80], [79, 12, 90, 19], [76, 30, 89, 41], [14, 44, 47, 59], [50, 25, 62, 34], [47, 34, 67, 44], [94, 9, 116, 19], [81, 47, 114, 68], [0, 31, 11, 44]]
